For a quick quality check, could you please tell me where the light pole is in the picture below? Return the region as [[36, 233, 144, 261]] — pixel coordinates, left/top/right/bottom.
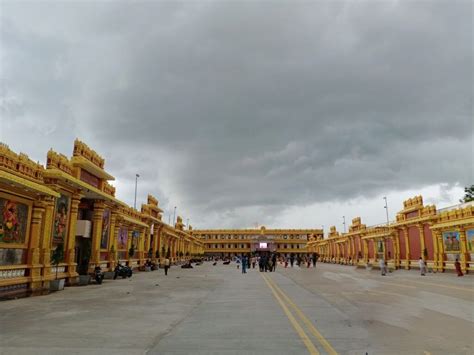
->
[[342, 216, 346, 233], [383, 196, 390, 226], [173, 206, 177, 225], [134, 174, 140, 209], [321, 225, 324, 238]]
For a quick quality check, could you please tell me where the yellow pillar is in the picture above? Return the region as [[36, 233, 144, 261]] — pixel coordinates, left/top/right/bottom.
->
[[40, 197, 55, 286], [418, 224, 426, 260], [394, 234, 400, 269], [403, 227, 410, 269], [431, 228, 438, 271], [459, 228, 468, 272], [65, 194, 81, 282], [109, 214, 120, 270], [90, 201, 105, 268], [436, 230, 445, 272], [363, 239, 368, 264], [28, 202, 46, 291]]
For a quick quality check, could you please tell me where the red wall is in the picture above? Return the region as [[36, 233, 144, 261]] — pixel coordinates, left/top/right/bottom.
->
[[354, 237, 360, 256], [368, 240, 374, 258], [399, 230, 406, 259], [408, 226, 421, 259], [386, 238, 394, 259], [423, 224, 434, 260]]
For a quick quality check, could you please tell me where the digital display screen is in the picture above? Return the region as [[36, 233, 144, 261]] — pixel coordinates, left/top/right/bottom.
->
[[259, 242, 267, 248]]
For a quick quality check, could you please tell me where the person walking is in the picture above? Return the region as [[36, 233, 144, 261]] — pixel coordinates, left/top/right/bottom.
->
[[272, 253, 277, 272], [379, 258, 386, 276], [454, 258, 464, 277], [418, 257, 426, 276], [164, 257, 170, 276], [251, 256, 256, 269], [242, 255, 247, 274], [290, 254, 295, 267]]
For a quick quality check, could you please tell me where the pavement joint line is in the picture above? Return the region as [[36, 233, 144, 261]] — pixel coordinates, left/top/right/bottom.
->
[[264, 274, 338, 355], [400, 279, 474, 292], [261, 273, 320, 355]]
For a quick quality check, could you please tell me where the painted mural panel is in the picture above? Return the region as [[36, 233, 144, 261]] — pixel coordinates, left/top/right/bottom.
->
[[53, 194, 69, 244], [467, 229, 474, 259], [443, 231, 460, 252], [117, 227, 128, 250], [0, 195, 30, 245], [100, 209, 110, 249]]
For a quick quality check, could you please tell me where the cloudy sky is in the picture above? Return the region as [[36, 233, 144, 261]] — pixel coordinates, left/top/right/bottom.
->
[[1, 0, 472, 232]]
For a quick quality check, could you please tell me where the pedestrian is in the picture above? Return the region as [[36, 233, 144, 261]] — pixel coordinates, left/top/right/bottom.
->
[[379, 258, 386, 276], [272, 253, 277, 272], [312, 253, 317, 268], [251, 256, 256, 269], [418, 257, 426, 276], [290, 255, 295, 267], [164, 257, 170, 276], [454, 258, 464, 277], [285, 256, 289, 268], [236, 257, 240, 269], [242, 255, 247, 274]]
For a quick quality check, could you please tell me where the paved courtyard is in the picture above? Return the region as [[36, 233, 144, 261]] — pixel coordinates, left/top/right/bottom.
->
[[0, 263, 473, 355]]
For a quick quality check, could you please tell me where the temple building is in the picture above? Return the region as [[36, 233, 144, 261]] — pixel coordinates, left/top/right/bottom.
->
[[307, 196, 474, 273], [190, 226, 323, 258], [0, 140, 203, 298]]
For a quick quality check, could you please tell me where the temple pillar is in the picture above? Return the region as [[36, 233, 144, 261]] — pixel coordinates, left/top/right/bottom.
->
[[435, 230, 444, 272], [27, 202, 46, 291], [65, 194, 81, 283], [90, 201, 105, 268], [418, 224, 426, 260], [403, 227, 410, 269], [394, 234, 401, 269], [363, 239, 369, 264], [459, 228, 468, 272], [40, 197, 55, 288], [108, 212, 118, 271]]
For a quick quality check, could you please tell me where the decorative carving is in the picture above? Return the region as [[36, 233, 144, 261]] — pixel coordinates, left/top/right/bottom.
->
[[46, 149, 73, 175], [0, 142, 45, 183], [73, 139, 105, 169]]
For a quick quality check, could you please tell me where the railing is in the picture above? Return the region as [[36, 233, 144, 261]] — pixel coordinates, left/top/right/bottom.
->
[[0, 266, 27, 279]]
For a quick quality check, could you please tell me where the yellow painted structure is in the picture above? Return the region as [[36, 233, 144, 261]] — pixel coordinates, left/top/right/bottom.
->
[[0, 140, 203, 298], [307, 196, 474, 273], [191, 226, 323, 257]]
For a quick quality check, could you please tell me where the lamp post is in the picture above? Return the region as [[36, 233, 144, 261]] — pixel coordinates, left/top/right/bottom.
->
[[321, 225, 324, 239], [383, 196, 390, 226], [134, 174, 140, 209], [342, 216, 346, 233], [173, 206, 177, 225]]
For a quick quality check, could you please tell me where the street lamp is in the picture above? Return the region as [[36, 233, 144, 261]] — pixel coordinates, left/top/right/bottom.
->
[[173, 206, 177, 225], [383, 196, 390, 226], [321, 225, 324, 238], [342, 216, 346, 233], [134, 174, 140, 210]]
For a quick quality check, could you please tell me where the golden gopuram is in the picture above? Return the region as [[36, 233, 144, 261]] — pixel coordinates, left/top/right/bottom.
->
[[0, 140, 204, 298]]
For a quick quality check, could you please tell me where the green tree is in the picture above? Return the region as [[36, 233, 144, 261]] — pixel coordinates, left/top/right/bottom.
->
[[460, 185, 474, 203]]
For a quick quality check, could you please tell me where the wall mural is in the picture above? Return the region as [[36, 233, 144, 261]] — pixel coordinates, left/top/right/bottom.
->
[[53, 194, 69, 244], [118, 227, 128, 250], [442, 231, 460, 252], [467, 229, 474, 254], [0, 196, 30, 244], [100, 209, 110, 249]]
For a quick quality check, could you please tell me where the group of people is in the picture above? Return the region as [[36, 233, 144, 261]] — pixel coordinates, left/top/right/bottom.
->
[[234, 253, 321, 274], [379, 257, 465, 277]]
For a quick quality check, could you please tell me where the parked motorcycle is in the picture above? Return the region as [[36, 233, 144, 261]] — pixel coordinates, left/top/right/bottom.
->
[[94, 266, 104, 284], [113, 264, 133, 279]]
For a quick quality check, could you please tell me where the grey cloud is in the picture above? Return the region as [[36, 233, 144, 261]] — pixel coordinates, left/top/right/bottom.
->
[[1, 0, 472, 228]]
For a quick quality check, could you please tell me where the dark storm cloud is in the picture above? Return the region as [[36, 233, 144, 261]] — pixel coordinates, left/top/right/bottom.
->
[[1, 0, 472, 227]]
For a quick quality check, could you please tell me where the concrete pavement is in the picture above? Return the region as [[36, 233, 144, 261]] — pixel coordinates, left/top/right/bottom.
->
[[0, 262, 473, 354]]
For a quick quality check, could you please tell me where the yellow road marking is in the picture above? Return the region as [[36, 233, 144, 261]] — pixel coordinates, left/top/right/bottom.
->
[[264, 274, 338, 355], [261, 274, 319, 355]]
